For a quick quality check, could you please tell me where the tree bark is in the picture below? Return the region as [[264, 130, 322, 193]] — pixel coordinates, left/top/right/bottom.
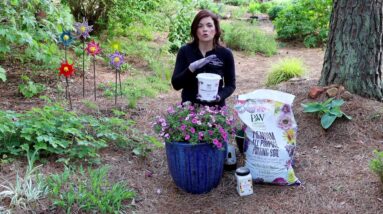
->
[[319, 0, 383, 101]]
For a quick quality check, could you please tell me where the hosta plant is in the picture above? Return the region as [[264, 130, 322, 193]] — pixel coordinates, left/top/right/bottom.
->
[[301, 98, 352, 129]]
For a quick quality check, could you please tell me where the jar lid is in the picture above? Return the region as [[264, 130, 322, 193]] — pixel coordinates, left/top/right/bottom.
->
[[236, 167, 250, 176]]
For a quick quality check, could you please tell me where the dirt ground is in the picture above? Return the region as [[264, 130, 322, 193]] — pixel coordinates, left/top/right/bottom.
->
[[1, 20, 383, 213]]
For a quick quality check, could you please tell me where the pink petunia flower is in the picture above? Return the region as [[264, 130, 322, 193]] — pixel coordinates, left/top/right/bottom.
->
[[198, 132, 204, 140], [167, 106, 175, 114], [185, 134, 190, 141], [190, 127, 196, 133], [213, 139, 222, 149]]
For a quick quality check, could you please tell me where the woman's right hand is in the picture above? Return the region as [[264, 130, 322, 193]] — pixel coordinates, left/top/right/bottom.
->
[[188, 54, 222, 72]]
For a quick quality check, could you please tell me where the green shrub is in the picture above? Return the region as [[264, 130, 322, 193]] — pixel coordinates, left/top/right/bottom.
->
[[46, 166, 135, 213], [107, 0, 167, 38], [267, 4, 284, 20], [259, 1, 274, 13], [301, 98, 352, 129], [223, 0, 250, 6], [370, 150, 383, 184], [0, 0, 73, 70], [18, 75, 45, 98], [221, 21, 277, 56], [168, 2, 194, 53], [266, 58, 304, 85], [248, 1, 261, 16], [62, 0, 113, 32], [273, 0, 332, 47], [197, 0, 225, 16]]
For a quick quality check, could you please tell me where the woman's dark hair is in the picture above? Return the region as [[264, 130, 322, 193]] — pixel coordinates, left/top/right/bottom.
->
[[190, 10, 221, 47]]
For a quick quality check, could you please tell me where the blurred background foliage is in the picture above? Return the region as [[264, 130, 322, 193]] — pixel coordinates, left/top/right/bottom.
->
[[0, 0, 332, 101]]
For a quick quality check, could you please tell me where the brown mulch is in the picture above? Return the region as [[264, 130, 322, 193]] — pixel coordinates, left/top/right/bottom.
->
[[127, 79, 383, 214]]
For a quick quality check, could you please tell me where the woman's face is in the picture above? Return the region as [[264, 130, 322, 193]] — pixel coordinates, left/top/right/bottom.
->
[[197, 17, 216, 43]]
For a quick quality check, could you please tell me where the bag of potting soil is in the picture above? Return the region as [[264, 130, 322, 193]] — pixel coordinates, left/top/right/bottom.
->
[[234, 89, 300, 185]]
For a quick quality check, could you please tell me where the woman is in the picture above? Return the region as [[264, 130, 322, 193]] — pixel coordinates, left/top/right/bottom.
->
[[171, 10, 236, 107]]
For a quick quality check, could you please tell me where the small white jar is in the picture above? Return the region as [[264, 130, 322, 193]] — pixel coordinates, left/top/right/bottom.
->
[[235, 167, 253, 196]]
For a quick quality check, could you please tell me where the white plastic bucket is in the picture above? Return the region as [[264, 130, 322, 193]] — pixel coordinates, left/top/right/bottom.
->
[[196, 73, 221, 101]]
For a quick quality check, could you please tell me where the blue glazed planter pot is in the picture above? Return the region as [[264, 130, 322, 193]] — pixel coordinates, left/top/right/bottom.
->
[[165, 142, 226, 194]]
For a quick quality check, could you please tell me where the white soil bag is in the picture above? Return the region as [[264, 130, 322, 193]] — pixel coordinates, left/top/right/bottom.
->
[[234, 89, 300, 185]]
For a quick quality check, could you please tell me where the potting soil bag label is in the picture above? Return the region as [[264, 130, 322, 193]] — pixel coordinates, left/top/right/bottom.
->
[[234, 89, 300, 185]]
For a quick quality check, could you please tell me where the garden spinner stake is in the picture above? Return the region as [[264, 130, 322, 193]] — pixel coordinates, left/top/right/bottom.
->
[[58, 61, 75, 110], [59, 30, 73, 99], [85, 40, 101, 101], [74, 17, 93, 97], [109, 51, 124, 105]]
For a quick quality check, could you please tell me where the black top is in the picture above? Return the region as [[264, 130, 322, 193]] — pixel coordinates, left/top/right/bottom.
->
[[171, 43, 236, 107]]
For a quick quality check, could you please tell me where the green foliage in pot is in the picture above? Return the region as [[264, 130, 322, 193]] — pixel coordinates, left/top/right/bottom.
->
[[370, 150, 383, 184], [153, 102, 235, 150], [301, 98, 352, 129]]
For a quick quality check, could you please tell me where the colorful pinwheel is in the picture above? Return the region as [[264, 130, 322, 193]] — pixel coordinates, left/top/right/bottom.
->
[[109, 51, 125, 104], [74, 17, 93, 97], [109, 51, 124, 69], [110, 40, 122, 52], [58, 61, 75, 77], [86, 40, 101, 56], [74, 17, 93, 39], [60, 30, 74, 47], [58, 61, 75, 109], [59, 30, 74, 61], [86, 40, 101, 100]]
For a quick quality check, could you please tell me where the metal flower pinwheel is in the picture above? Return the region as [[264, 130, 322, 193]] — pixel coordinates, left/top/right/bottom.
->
[[74, 17, 93, 97], [109, 51, 124, 105], [58, 61, 75, 109], [86, 40, 101, 100], [59, 30, 74, 61]]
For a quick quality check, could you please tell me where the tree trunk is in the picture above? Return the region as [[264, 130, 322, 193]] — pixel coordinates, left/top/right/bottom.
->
[[319, 0, 383, 101]]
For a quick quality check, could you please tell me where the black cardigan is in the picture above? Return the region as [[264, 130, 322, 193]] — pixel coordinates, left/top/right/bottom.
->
[[171, 43, 236, 107]]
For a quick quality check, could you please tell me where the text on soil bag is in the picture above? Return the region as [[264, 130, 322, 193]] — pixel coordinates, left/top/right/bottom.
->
[[251, 114, 265, 122], [252, 131, 279, 157]]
